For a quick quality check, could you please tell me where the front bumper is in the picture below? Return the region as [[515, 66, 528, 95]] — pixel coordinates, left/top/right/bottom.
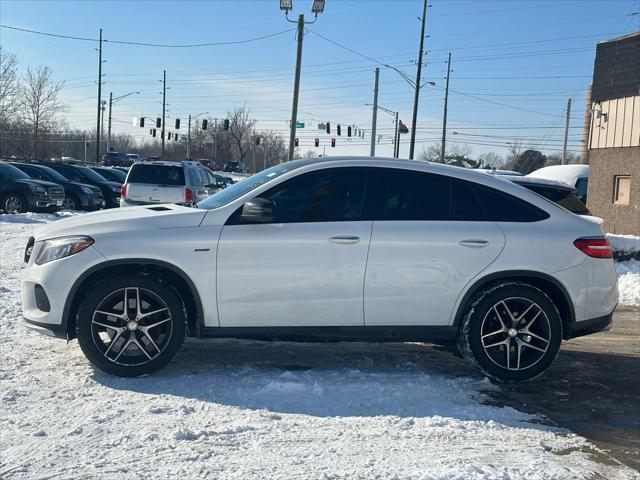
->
[[21, 317, 68, 339]]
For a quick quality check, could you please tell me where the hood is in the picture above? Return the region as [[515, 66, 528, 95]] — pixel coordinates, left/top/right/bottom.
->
[[34, 204, 206, 241], [15, 178, 61, 189], [70, 181, 102, 193]]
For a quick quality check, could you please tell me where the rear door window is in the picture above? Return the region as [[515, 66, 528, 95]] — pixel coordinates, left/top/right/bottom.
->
[[383, 170, 451, 221], [128, 164, 185, 185]]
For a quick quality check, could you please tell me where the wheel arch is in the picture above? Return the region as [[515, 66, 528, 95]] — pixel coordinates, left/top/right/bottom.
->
[[62, 259, 204, 340], [453, 270, 576, 340]]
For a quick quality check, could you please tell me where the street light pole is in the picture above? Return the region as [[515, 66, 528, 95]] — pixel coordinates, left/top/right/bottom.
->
[[281, 1, 324, 162], [440, 52, 452, 163], [394, 111, 399, 158], [107, 91, 139, 154], [370, 67, 379, 157], [288, 14, 305, 162], [161, 70, 166, 159], [409, 0, 428, 160], [95, 28, 103, 163], [187, 114, 191, 160]]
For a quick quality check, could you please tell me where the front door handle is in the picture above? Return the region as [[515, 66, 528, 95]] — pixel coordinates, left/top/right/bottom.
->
[[330, 235, 360, 244], [459, 239, 489, 248]]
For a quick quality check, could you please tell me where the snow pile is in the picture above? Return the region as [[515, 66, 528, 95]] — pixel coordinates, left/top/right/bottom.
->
[[615, 260, 640, 307], [1, 213, 638, 479], [608, 233, 640, 260]]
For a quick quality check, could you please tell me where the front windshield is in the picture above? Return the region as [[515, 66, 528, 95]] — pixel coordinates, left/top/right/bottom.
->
[[197, 160, 310, 210], [77, 165, 109, 182], [36, 165, 69, 183], [0, 163, 31, 181]]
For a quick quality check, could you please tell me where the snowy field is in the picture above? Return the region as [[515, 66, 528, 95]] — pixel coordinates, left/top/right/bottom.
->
[[1, 213, 639, 479]]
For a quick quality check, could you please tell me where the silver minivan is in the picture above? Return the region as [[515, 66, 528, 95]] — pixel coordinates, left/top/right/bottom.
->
[[120, 161, 226, 207]]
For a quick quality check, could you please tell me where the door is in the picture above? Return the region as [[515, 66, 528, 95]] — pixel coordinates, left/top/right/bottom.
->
[[364, 170, 505, 326], [217, 168, 372, 327]]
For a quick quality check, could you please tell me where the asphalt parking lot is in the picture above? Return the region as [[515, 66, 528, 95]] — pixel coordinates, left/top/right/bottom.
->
[[490, 306, 640, 471]]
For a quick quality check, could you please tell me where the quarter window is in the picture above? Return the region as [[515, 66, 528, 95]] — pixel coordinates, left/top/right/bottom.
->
[[473, 184, 549, 222]]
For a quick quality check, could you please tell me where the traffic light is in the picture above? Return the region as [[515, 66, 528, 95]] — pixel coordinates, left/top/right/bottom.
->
[[168, 132, 172, 140], [347, 126, 352, 137], [256, 137, 261, 145], [326, 122, 330, 134], [156, 118, 161, 128], [175, 119, 180, 129], [331, 138, 336, 148], [223, 119, 230, 130], [294, 138, 299, 147], [139, 118, 145, 128], [151, 128, 156, 137], [202, 119, 208, 130], [314, 138, 319, 147], [337, 124, 341, 136], [175, 134, 179, 142]]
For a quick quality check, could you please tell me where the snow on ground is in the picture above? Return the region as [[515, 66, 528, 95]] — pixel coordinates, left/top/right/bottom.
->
[[608, 233, 640, 258], [1, 213, 638, 479]]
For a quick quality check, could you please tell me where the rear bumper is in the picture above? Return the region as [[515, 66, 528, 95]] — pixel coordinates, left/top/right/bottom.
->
[[568, 309, 614, 339]]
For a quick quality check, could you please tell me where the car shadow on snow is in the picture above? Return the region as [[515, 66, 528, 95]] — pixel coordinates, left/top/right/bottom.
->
[[91, 339, 553, 427]]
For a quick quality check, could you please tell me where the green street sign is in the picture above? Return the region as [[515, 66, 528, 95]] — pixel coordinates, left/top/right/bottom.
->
[[289, 121, 305, 128]]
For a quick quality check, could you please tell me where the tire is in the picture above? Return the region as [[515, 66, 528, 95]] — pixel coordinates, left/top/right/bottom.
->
[[457, 282, 562, 383], [63, 195, 79, 210], [2, 193, 27, 213], [76, 274, 186, 377]]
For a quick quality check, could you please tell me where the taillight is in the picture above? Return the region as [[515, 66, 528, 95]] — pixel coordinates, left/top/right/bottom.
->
[[185, 187, 193, 202], [120, 183, 127, 198], [573, 237, 612, 259]]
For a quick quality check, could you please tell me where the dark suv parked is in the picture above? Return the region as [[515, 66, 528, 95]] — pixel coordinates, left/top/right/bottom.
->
[[12, 163, 105, 211], [101, 152, 131, 167], [0, 161, 64, 213], [38, 162, 122, 208]]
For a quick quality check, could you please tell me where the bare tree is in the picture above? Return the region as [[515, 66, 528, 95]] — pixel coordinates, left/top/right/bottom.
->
[[419, 142, 472, 164], [0, 47, 19, 122], [226, 104, 256, 166], [20, 66, 65, 159], [477, 152, 505, 169]]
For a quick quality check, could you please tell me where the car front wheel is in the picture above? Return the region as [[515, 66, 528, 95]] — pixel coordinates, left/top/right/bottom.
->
[[2, 193, 27, 213], [458, 282, 562, 382], [76, 274, 186, 377]]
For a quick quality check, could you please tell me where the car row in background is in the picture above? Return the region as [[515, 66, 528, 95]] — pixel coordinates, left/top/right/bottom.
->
[[0, 161, 65, 213]]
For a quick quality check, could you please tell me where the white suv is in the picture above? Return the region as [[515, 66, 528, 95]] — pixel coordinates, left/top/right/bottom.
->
[[120, 160, 224, 207], [21, 158, 618, 381]]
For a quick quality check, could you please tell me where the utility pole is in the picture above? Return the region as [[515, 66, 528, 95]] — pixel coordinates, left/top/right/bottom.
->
[[394, 111, 399, 158], [187, 114, 191, 160], [263, 137, 268, 171], [84, 133, 87, 162], [440, 52, 452, 163], [288, 14, 305, 162], [370, 68, 380, 157], [562, 98, 572, 165], [95, 28, 103, 163], [161, 70, 166, 159], [107, 92, 113, 153], [409, 0, 428, 160], [100, 100, 106, 155]]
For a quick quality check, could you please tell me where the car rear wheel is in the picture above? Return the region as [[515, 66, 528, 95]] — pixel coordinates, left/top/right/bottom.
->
[[76, 274, 186, 377], [457, 282, 562, 382], [2, 193, 27, 213]]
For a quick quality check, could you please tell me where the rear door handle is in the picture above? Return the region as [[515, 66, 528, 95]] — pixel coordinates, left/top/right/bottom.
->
[[459, 239, 489, 248], [330, 235, 360, 244]]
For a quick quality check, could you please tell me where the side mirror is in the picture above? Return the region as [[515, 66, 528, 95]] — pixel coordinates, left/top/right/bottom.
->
[[241, 198, 274, 223]]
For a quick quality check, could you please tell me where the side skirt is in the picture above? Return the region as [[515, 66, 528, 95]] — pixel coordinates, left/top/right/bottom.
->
[[198, 325, 458, 343]]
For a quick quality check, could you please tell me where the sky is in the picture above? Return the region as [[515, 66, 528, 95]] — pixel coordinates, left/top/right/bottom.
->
[[1, 0, 638, 160]]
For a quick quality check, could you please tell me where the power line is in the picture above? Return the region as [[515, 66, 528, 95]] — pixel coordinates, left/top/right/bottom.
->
[[0, 24, 296, 47]]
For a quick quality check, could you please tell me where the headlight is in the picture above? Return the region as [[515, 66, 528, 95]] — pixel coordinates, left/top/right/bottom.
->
[[81, 186, 95, 194], [35, 236, 94, 265], [28, 184, 47, 195]]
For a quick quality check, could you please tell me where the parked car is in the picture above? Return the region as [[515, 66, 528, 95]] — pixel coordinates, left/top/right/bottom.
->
[[126, 154, 140, 163], [500, 175, 591, 216], [12, 163, 105, 211], [38, 162, 122, 208], [120, 160, 224, 207], [90, 166, 127, 184], [223, 161, 244, 173], [527, 165, 589, 203], [21, 158, 617, 382], [476, 168, 523, 176], [102, 152, 131, 167], [0, 161, 64, 213]]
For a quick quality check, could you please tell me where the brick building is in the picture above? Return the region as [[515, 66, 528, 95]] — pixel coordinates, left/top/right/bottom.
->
[[585, 32, 640, 235]]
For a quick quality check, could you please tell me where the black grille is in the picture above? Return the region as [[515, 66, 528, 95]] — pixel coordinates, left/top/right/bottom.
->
[[49, 186, 65, 200], [24, 236, 35, 263], [34, 284, 51, 312]]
